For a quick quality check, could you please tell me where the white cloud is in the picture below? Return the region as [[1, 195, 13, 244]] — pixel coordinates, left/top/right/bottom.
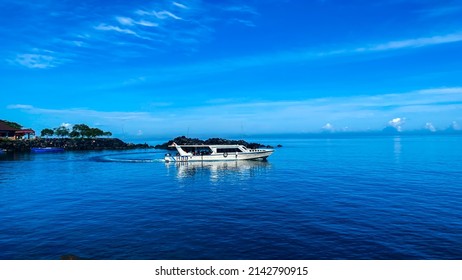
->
[[425, 122, 436, 132], [450, 121, 461, 131], [229, 18, 256, 27], [298, 32, 462, 64], [136, 20, 158, 27], [94, 24, 153, 40], [7, 104, 34, 109], [139, 10, 182, 20], [7, 104, 160, 122], [14, 53, 59, 69], [116, 16, 134, 26], [157, 10, 182, 20], [95, 24, 137, 35], [7, 87, 462, 135], [60, 123, 72, 129], [224, 5, 259, 15], [7, 0, 462, 72], [139, 32, 462, 81], [322, 123, 334, 132], [72, 41, 85, 47], [7, 104, 166, 135], [172, 2, 188, 9], [116, 16, 158, 27], [418, 87, 462, 95], [387, 118, 405, 131], [366, 33, 462, 51]]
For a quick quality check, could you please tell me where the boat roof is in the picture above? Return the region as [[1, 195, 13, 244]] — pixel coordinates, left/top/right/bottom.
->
[[169, 144, 245, 148]]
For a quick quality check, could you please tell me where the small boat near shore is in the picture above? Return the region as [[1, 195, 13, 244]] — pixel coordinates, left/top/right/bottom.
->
[[31, 147, 65, 153], [164, 142, 273, 162]]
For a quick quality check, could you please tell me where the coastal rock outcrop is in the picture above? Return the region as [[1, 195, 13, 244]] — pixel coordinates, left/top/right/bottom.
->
[[0, 138, 152, 152]]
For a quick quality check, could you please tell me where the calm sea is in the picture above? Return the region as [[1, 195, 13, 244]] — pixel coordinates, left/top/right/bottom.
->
[[1, 135, 461, 260]]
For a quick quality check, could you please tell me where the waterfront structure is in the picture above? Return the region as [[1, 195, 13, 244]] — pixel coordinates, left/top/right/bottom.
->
[[0, 121, 35, 140]]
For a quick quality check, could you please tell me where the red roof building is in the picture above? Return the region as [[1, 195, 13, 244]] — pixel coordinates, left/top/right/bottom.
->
[[0, 121, 35, 139], [15, 129, 36, 139]]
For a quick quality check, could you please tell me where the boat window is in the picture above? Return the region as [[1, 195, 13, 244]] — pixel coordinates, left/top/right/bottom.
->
[[183, 147, 213, 155], [217, 148, 241, 153]]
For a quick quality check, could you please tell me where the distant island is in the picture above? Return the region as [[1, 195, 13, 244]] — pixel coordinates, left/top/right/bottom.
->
[[154, 136, 274, 150]]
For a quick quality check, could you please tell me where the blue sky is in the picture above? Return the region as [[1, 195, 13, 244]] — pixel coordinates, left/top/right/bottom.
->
[[2, 0, 462, 138]]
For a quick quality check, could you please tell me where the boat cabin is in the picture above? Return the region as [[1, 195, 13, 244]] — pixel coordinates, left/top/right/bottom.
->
[[173, 144, 247, 156]]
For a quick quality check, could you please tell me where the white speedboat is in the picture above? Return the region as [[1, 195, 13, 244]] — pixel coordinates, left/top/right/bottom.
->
[[164, 142, 273, 162]]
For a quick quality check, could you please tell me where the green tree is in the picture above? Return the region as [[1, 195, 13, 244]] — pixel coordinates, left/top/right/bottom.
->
[[72, 124, 91, 138], [40, 128, 54, 138], [69, 130, 80, 138], [54, 126, 70, 138], [103, 131, 112, 138], [89, 128, 104, 138]]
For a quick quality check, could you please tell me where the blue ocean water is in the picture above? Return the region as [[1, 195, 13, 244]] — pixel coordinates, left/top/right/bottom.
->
[[0, 135, 461, 260]]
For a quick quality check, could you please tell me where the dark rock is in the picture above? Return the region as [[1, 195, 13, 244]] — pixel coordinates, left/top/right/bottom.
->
[[0, 138, 154, 152]]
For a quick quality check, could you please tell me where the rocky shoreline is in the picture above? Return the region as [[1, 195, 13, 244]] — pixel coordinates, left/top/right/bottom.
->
[[0, 138, 152, 152], [0, 136, 277, 153]]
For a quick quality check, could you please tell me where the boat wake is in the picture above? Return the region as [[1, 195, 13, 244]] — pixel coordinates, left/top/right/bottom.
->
[[91, 152, 164, 163]]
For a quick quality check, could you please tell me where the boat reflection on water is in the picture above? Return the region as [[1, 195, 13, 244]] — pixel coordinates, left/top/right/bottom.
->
[[165, 160, 271, 182]]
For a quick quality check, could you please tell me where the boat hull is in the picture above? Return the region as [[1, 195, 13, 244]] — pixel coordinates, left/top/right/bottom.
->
[[164, 150, 273, 162]]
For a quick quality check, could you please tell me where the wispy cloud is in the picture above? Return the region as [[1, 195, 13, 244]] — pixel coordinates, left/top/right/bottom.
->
[[8, 87, 462, 135], [156, 10, 182, 20], [293, 32, 462, 64], [95, 24, 138, 36], [6, 1, 462, 71], [7, 104, 34, 109], [6, 1, 257, 69], [7, 104, 163, 134], [115, 16, 135, 26], [93, 23, 155, 41], [135, 9, 183, 20], [223, 5, 260, 15], [222, 4, 259, 27], [229, 18, 256, 27], [119, 31, 462, 87], [116, 16, 159, 28], [175, 87, 462, 133], [360, 33, 462, 51], [172, 2, 188, 10], [12, 52, 65, 69], [10, 105, 161, 121]]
